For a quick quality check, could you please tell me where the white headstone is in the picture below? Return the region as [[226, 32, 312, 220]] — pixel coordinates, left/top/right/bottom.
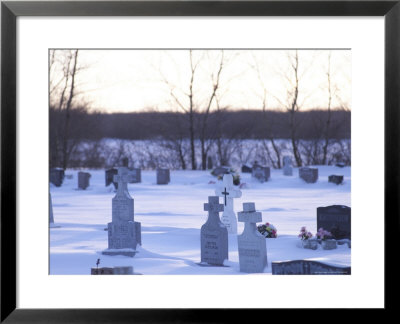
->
[[103, 167, 141, 257], [215, 174, 242, 234], [237, 202, 268, 273]]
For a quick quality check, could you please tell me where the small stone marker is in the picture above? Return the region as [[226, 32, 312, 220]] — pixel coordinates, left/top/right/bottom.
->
[[317, 205, 351, 240], [78, 171, 91, 190], [299, 167, 318, 183], [49, 192, 54, 224], [282, 156, 293, 176], [211, 166, 229, 177], [207, 156, 213, 170], [103, 167, 141, 257], [328, 175, 344, 185], [272, 260, 351, 275], [237, 202, 267, 273], [215, 174, 242, 234], [128, 168, 141, 183], [156, 168, 170, 185], [200, 196, 228, 266], [252, 164, 270, 183], [105, 168, 118, 188], [241, 164, 252, 173], [91, 266, 134, 275], [50, 168, 64, 187]]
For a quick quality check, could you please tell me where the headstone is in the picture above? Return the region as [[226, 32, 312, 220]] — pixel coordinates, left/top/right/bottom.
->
[[241, 164, 252, 173], [128, 168, 141, 183], [207, 156, 213, 170], [49, 192, 54, 224], [102, 167, 141, 257], [328, 175, 344, 185], [156, 168, 170, 185], [317, 205, 351, 240], [272, 260, 351, 275], [200, 196, 228, 266], [105, 168, 118, 188], [50, 168, 64, 187], [215, 174, 242, 234], [282, 156, 293, 176], [122, 157, 129, 167], [299, 167, 318, 183], [335, 162, 346, 168], [78, 171, 91, 190], [237, 202, 267, 273], [91, 266, 134, 275], [211, 166, 229, 177], [252, 164, 270, 183]]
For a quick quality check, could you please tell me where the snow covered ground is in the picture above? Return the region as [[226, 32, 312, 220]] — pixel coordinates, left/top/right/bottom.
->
[[50, 166, 351, 275]]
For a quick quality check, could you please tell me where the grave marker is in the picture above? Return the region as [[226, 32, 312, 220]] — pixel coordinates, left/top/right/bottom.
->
[[211, 166, 229, 177], [50, 168, 64, 187], [237, 202, 267, 273], [299, 167, 318, 183], [157, 168, 170, 185], [272, 260, 351, 275], [200, 196, 228, 266], [328, 175, 344, 185], [215, 174, 242, 234], [282, 156, 293, 176], [78, 171, 91, 190], [102, 167, 141, 257], [317, 205, 351, 240], [252, 165, 270, 183], [105, 168, 118, 188]]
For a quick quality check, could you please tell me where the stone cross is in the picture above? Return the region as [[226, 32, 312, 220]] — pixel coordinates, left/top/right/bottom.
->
[[237, 202, 267, 273], [200, 196, 228, 266], [215, 174, 242, 234], [114, 167, 135, 196]]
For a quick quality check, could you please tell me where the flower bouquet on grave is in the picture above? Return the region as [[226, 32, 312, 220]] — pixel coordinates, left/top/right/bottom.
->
[[298, 227, 318, 250], [216, 168, 241, 185], [316, 228, 337, 250], [257, 222, 277, 238]]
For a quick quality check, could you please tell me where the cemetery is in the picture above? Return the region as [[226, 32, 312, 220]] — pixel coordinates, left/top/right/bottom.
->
[[49, 164, 351, 275]]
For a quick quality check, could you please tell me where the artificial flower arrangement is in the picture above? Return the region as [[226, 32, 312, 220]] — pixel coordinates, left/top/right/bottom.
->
[[315, 228, 333, 240], [298, 226, 313, 240], [257, 222, 277, 238]]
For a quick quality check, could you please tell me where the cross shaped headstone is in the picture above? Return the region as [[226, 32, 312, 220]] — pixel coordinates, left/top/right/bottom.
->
[[215, 174, 242, 234], [113, 167, 135, 195], [200, 196, 228, 266], [204, 196, 224, 214], [237, 202, 267, 273]]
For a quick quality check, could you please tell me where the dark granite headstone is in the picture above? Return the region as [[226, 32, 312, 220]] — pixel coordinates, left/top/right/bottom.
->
[[105, 168, 118, 188], [200, 196, 228, 266], [50, 168, 64, 187], [78, 171, 91, 190], [272, 260, 351, 275], [156, 168, 170, 185], [128, 168, 141, 183], [252, 165, 270, 183], [328, 175, 344, 185], [317, 205, 351, 240], [207, 156, 213, 170], [211, 166, 229, 177], [241, 165, 252, 173], [299, 167, 318, 183]]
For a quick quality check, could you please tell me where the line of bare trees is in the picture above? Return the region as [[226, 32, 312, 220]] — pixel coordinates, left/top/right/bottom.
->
[[49, 49, 351, 170]]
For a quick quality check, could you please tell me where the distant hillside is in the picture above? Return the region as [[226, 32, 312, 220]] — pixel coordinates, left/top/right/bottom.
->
[[49, 108, 350, 141]]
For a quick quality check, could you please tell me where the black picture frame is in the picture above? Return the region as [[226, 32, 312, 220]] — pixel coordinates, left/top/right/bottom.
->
[[1, 0, 398, 321]]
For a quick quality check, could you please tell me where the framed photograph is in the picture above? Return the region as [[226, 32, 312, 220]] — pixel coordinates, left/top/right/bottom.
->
[[1, 0, 398, 321]]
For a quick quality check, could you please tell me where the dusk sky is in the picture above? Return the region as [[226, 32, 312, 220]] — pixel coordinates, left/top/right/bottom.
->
[[50, 49, 351, 113]]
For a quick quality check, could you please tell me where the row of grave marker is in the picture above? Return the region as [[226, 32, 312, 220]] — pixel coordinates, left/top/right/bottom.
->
[[50, 167, 350, 274]]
